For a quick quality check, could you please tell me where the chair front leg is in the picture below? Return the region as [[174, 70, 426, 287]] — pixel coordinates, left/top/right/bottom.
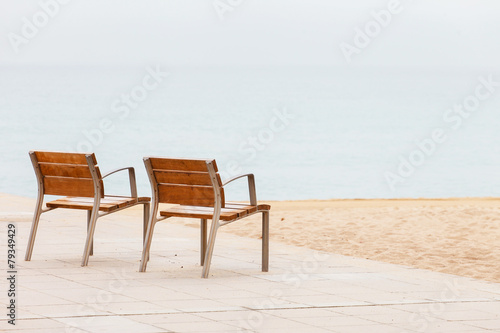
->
[[201, 219, 220, 278], [82, 208, 99, 266], [139, 216, 157, 272], [262, 211, 270, 272], [24, 200, 44, 261], [87, 210, 93, 256]]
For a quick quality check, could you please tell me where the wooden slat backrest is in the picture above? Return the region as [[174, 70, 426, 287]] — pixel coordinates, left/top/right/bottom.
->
[[32, 151, 103, 198], [148, 158, 224, 207], [35, 151, 97, 165]]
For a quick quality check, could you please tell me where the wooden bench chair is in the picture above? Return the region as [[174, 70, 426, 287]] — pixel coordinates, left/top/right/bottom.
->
[[25, 151, 150, 266], [139, 157, 270, 278]]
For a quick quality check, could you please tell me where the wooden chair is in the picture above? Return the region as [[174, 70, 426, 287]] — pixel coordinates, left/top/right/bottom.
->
[[139, 157, 270, 278], [25, 151, 151, 266]]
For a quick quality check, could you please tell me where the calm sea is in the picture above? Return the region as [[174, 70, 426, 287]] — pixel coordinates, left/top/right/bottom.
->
[[1, 65, 499, 200]]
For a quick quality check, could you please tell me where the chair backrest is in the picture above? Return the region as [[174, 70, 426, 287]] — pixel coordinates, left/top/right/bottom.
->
[[30, 151, 103, 198], [145, 157, 225, 207]]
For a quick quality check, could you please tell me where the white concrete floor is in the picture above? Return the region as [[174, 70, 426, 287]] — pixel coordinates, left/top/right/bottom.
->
[[1, 201, 500, 332]]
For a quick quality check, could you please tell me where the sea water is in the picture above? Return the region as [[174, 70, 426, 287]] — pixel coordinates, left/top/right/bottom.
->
[[1, 65, 499, 200]]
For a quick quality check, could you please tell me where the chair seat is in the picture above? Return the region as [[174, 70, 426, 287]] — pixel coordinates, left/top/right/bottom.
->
[[160, 202, 271, 221], [46, 196, 150, 212]]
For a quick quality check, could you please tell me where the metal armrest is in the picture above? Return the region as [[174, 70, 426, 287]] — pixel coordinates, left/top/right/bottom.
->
[[102, 167, 138, 198], [222, 173, 257, 205]]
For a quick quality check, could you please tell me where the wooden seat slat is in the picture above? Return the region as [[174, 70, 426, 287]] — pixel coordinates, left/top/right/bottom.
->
[[46, 196, 142, 212], [159, 203, 268, 221]]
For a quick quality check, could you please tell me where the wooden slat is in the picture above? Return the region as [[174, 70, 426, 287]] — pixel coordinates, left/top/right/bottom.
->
[[160, 206, 245, 221], [43, 177, 97, 197], [39, 163, 92, 178], [46, 196, 140, 212], [34, 151, 96, 165], [225, 202, 258, 214], [225, 203, 271, 212], [158, 184, 219, 207], [148, 158, 217, 172], [154, 170, 216, 186], [257, 204, 271, 211]]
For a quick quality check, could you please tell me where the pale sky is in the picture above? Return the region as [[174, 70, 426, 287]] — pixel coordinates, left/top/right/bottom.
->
[[1, 0, 499, 68]]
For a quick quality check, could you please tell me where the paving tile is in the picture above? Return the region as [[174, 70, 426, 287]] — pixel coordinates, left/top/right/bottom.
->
[[4, 318, 69, 330], [127, 312, 210, 324], [432, 309, 499, 321], [54, 315, 164, 333], [101, 301, 174, 315], [262, 307, 342, 319], [329, 324, 414, 333], [153, 320, 237, 332], [461, 319, 500, 330], [24, 303, 111, 318]]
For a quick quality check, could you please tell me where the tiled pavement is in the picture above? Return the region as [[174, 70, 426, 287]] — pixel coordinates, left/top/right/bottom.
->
[[1, 198, 500, 332]]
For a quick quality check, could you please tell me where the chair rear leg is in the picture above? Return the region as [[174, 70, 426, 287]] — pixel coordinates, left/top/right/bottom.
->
[[82, 209, 99, 266], [87, 210, 93, 256], [262, 211, 270, 272], [200, 219, 207, 266], [201, 220, 220, 278], [139, 218, 156, 272], [24, 204, 43, 261]]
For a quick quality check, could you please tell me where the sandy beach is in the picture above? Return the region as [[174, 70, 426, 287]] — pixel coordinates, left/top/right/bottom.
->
[[2, 193, 499, 283], [201, 198, 500, 284]]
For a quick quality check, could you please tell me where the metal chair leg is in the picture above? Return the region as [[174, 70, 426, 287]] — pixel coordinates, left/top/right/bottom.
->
[[143, 203, 150, 261], [262, 211, 269, 272], [201, 220, 219, 278], [87, 210, 93, 256], [200, 219, 207, 266], [81, 209, 99, 266], [24, 202, 43, 261], [139, 218, 156, 272]]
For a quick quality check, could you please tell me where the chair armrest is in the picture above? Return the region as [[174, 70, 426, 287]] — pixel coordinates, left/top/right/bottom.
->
[[102, 167, 138, 198], [222, 173, 257, 206]]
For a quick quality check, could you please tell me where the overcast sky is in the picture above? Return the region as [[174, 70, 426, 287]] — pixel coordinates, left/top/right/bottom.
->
[[0, 0, 499, 68]]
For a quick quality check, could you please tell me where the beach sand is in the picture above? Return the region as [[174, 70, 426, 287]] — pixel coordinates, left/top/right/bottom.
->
[[209, 198, 500, 284], [2, 193, 499, 283]]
